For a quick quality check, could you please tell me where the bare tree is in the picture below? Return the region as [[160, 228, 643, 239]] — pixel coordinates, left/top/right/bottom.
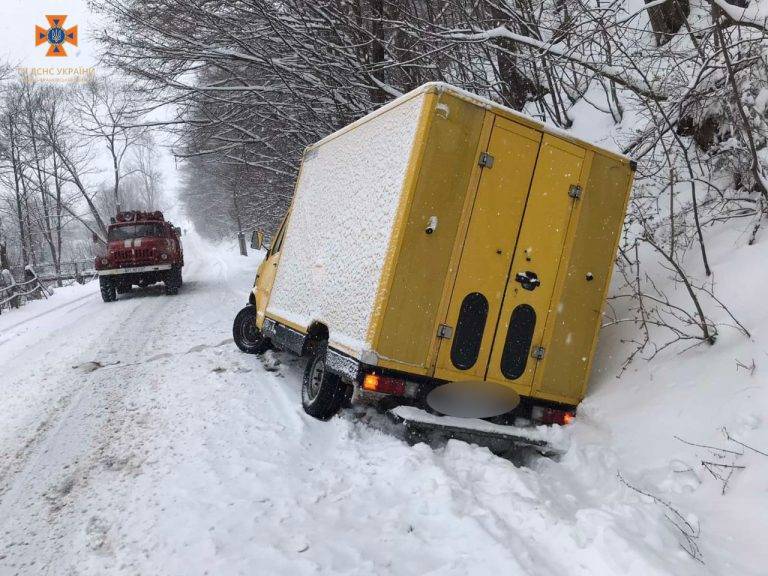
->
[[0, 97, 33, 267], [34, 86, 109, 240], [130, 133, 164, 210], [73, 77, 147, 212]]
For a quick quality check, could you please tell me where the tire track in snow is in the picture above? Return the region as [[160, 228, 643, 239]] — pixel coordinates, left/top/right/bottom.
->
[[0, 237, 229, 575], [0, 293, 173, 573]]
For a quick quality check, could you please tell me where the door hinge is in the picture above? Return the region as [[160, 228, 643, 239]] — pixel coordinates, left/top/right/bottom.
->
[[568, 184, 582, 199], [437, 324, 453, 339], [531, 346, 546, 360], [478, 152, 494, 168]]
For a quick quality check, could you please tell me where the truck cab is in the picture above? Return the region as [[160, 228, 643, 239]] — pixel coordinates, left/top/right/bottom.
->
[[230, 218, 287, 355], [96, 210, 184, 302]]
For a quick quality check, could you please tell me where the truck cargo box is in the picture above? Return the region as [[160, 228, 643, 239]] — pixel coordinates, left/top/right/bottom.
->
[[259, 82, 634, 408]]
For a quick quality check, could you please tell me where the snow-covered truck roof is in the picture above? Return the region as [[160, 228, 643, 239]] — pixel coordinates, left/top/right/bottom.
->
[[307, 82, 632, 165]]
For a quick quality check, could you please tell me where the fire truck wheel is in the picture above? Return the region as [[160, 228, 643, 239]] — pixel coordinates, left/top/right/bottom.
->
[[232, 305, 270, 354], [99, 277, 117, 303], [302, 341, 345, 420], [165, 268, 182, 295]]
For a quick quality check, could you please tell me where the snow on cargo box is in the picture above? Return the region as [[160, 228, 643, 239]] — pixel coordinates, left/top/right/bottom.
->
[[256, 81, 634, 412], [266, 91, 428, 356]]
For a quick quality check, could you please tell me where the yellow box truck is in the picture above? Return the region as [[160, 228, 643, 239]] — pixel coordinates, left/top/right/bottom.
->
[[233, 82, 634, 438]]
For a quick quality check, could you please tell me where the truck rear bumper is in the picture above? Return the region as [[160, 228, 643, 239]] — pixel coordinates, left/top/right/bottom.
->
[[98, 264, 172, 276], [389, 405, 568, 455]]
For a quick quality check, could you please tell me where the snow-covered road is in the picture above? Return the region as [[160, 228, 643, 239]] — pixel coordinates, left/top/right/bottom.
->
[[0, 233, 762, 576]]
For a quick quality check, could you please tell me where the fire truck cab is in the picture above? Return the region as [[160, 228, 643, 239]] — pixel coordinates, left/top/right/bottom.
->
[[95, 210, 184, 302]]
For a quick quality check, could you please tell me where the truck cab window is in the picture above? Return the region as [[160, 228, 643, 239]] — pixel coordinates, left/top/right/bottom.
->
[[108, 223, 164, 241]]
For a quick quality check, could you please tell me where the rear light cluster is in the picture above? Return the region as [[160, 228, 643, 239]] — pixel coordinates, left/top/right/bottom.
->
[[363, 373, 406, 396], [360, 375, 576, 425], [532, 406, 575, 426]]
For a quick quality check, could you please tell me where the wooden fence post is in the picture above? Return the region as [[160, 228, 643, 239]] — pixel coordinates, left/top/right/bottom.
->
[[24, 266, 46, 300]]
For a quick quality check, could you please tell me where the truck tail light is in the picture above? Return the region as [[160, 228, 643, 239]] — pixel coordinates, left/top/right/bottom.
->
[[160, 253, 168, 260], [100, 258, 108, 265], [363, 373, 406, 396], [539, 407, 575, 426]]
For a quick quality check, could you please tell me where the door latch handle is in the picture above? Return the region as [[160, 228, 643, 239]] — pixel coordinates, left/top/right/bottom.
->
[[515, 271, 540, 291]]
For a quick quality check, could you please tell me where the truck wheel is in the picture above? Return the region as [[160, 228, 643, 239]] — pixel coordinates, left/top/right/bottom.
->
[[116, 283, 132, 294], [165, 267, 182, 295], [232, 305, 270, 354], [99, 277, 117, 303], [302, 341, 345, 420]]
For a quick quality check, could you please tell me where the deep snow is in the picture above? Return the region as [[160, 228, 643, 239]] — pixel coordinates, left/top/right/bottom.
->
[[0, 230, 765, 575]]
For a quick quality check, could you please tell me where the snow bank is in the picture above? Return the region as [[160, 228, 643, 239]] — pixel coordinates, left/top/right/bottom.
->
[[267, 92, 426, 355], [0, 280, 98, 346], [576, 220, 768, 573]]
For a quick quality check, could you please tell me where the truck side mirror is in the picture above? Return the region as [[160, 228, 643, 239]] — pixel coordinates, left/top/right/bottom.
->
[[174, 227, 182, 236], [251, 230, 265, 250]]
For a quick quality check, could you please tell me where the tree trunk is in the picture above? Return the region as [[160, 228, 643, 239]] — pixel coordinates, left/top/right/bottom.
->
[[8, 119, 30, 266], [27, 106, 60, 283], [488, 3, 537, 111], [111, 138, 122, 212], [52, 150, 64, 286], [645, 0, 690, 46], [368, 0, 388, 104], [19, 171, 39, 267], [0, 241, 8, 270]]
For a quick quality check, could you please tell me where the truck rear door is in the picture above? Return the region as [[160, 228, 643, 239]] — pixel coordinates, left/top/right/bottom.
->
[[433, 117, 540, 383], [484, 136, 585, 395], [434, 122, 585, 397]]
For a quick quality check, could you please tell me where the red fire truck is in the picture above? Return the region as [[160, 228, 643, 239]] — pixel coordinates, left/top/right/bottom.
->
[[95, 211, 184, 302]]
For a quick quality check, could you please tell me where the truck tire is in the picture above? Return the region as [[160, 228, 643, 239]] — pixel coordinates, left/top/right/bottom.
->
[[116, 282, 132, 294], [302, 341, 345, 420], [232, 305, 270, 354], [165, 267, 182, 295], [100, 277, 117, 302]]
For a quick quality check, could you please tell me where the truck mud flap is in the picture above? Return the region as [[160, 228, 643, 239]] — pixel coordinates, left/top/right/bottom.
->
[[388, 405, 568, 456]]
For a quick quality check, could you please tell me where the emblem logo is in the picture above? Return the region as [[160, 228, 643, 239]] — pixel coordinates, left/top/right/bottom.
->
[[35, 15, 78, 57]]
